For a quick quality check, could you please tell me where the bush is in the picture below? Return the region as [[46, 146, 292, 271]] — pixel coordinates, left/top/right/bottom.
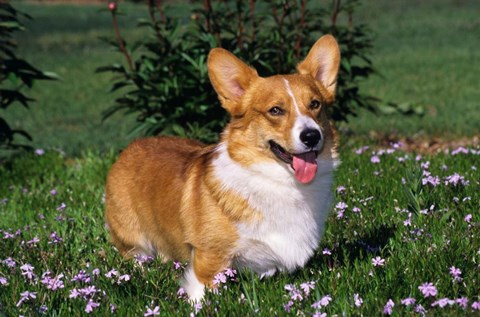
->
[[0, 2, 56, 150], [98, 0, 378, 143]]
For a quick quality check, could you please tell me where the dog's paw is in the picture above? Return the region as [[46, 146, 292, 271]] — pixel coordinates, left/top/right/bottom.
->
[[181, 266, 205, 302], [259, 268, 277, 280]]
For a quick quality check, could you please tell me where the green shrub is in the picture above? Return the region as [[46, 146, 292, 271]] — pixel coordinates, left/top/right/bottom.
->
[[98, 0, 378, 143], [0, 2, 56, 150]]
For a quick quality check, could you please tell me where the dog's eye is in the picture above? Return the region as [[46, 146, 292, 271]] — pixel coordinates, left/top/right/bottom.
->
[[268, 106, 285, 116], [309, 100, 321, 110]]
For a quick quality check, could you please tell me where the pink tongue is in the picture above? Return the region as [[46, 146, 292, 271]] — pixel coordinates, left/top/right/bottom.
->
[[292, 152, 318, 184]]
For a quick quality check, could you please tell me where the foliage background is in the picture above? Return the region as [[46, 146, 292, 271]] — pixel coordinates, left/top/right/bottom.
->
[[2, 0, 479, 155]]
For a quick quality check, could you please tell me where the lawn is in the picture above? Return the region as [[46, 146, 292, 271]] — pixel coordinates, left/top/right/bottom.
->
[[1, 143, 479, 315], [1, 0, 479, 316]]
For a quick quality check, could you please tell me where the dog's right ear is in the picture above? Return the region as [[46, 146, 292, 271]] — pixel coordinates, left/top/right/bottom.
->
[[208, 48, 258, 116]]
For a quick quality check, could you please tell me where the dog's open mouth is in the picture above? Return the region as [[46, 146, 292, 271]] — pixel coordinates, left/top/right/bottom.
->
[[269, 140, 318, 184]]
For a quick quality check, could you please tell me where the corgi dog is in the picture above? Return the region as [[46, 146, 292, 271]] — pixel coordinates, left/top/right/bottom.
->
[[105, 35, 340, 301]]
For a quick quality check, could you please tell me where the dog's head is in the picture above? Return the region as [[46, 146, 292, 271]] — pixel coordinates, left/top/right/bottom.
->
[[208, 35, 340, 184]]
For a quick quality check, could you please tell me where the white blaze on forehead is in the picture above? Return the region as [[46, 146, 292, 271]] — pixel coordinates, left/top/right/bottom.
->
[[283, 78, 322, 152], [283, 78, 301, 115]]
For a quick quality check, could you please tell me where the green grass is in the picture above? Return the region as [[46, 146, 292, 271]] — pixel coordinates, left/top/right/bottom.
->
[[1, 144, 479, 315], [349, 1, 480, 137]]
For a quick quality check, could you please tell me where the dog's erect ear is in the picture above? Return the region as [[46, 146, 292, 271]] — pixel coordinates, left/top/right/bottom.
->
[[208, 48, 258, 116], [297, 35, 341, 96]]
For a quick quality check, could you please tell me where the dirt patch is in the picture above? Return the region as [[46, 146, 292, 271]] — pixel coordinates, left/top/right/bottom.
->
[[368, 132, 480, 154]]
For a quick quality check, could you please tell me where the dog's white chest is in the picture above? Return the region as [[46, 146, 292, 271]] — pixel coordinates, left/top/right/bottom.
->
[[212, 145, 335, 275]]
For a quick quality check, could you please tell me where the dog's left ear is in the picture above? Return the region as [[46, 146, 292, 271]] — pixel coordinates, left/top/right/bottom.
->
[[297, 35, 341, 96]]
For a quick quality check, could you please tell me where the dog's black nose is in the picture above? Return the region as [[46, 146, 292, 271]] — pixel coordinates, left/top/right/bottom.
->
[[300, 129, 321, 148]]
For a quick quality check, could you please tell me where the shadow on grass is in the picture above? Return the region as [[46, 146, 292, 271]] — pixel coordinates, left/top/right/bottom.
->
[[310, 224, 397, 270]]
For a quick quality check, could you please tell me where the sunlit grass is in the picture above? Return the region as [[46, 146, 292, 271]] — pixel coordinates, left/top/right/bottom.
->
[[1, 143, 478, 316]]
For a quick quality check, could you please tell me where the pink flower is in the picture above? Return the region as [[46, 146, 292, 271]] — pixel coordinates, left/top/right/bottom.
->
[[213, 272, 227, 285], [431, 298, 455, 308], [464, 214, 472, 223], [85, 300, 100, 313], [449, 266, 462, 282], [472, 301, 480, 310], [144, 306, 160, 316], [108, 2, 117, 12], [300, 281, 315, 296], [401, 297, 416, 306], [456, 297, 468, 309], [418, 282, 437, 298], [383, 299, 394, 315], [354, 293, 363, 307], [16, 291, 37, 307], [311, 295, 332, 308], [372, 256, 385, 267], [371, 155, 380, 164]]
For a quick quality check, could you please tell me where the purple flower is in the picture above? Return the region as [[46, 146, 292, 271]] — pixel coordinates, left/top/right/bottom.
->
[[35, 149, 45, 156], [336, 186, 346, 194], [48, 231, 63, 244], [313, 312, 327, 317], [444, 173, 469, 186], [300, 281, 315, 296], [451, 147, 469, 155], [414, 304, 426, 315], [403, 213, 412, 226], [464, 214, 472, 223], [290, 289, 303, 301], [56, 203, 67, 211], [421, 161, 430, 170], [401, 297, 416, 306], [335, 202, 348, 210], [383, 299, 394, 315], [372, 256, 385, 267], [355, 146, 369, 154], [134, 254, 154, 265], [418, 282, 437, 298], [0, 276, 8, 285], [449, 266, 462, 282], [371, 155, 380, 164], [144, 306, 160, 316], [26, 236, 40, 245], [16, 291, 37, 307], [40, 272, 65, 291], [173, 261, 182, 270], [456, 297, 468, 309], [352, 206, 361, 213], [472, 301, 480, 310], [422, 175, 440, 187], [177, 287, 186, 298], [69, 288, 81, 299], [2, 257, 16, 268], [105, 269, 119, 278], [312, 295, 332, 308], [354, 293, 363, 307], [322, 248, 332, 255], [71, 270, 91, 283], [224, 268, 236, 278], [50, 189, 57, 196], [118, 274, 130, 283], [431, 298, 455, 308], [193, 302, 202, 314], [213, 272, 227, 285], [283, 300, 294, 312], [85, 299, 100, 313], [20, 263, 36, 280]]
